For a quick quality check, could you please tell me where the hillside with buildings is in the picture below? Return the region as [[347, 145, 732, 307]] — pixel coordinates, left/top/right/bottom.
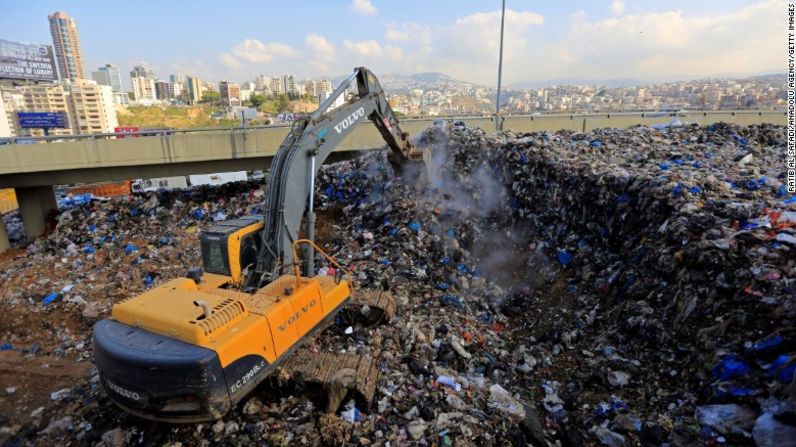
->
[[0, 11, 786, 141], [116, 105, 237, 129], [380, 73, 787, 116]]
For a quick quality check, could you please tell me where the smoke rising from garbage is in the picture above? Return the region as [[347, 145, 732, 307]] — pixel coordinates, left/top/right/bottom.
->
[[407, 121, 529, 295], [414, 120, 510, 219]]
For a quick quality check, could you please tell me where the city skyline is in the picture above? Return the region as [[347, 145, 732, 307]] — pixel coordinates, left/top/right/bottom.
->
[[0, 3, 786, 142], [2, 0, 781, 89]]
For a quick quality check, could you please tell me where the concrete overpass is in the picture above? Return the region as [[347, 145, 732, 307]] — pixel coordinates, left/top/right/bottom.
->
[[0, 110, 786, 251]]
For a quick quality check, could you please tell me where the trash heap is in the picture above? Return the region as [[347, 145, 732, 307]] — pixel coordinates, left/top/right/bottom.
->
[[2, 210, 26, 246], [487, 122, 795, 446], [1, 121, 793, 446], [310, 121, 795, 446]]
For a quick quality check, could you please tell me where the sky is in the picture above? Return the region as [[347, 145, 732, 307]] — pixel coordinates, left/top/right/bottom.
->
[[1, 0, 784, 90]]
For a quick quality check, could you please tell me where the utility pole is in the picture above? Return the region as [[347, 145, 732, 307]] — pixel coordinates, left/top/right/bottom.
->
[[495, 0, 506, 131]]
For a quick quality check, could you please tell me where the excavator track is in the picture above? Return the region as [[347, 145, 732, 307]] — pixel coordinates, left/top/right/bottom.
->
[[278, 288, 395, 412], [344, 288, 396, 328]]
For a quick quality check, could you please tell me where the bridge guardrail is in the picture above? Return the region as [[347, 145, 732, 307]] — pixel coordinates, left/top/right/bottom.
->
[[0, 109, 785, 145]]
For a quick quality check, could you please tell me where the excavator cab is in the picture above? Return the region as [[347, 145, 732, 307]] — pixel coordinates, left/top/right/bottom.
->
[[198, 216, 263, 285]]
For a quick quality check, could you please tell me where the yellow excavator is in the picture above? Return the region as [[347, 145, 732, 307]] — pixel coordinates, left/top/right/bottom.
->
[[92, 67, 425, 422]]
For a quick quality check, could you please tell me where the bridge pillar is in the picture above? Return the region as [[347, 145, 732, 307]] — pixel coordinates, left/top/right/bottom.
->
[[0, 217, 9, 253], [16, 186, 57, 241]]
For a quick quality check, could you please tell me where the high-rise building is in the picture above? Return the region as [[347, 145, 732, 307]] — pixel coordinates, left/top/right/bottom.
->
[[131, 76, 156, 102], [239, 88, 254, 103], [19, 84, 73, 136], [636, 88, 646, 107], [219, 80, 241, 107], [113, 92, 130, 105], [168, 82, 182, 101], [130, 63, 157, 102], [16, 80, 118, 135], [185, 76, 201, 104], [154, 80, 171, 100], [0, 88, 25, 137], [283, 75, 298, 95], [170, 72, 187, 85], [255, 75, 269, 91], [48, 11, 86, 81], [91, 70, 109, 87], [317, 80, 333, 95], [91, 64, 123, 93], [0, 94, 11, 138], [298, 79, 334, 96], [318, 90, 346, 112], [130, 63, 157, 80], [270, 77, 283, 95], [68, 79, 118, 134], [240, 81, 256, 103]]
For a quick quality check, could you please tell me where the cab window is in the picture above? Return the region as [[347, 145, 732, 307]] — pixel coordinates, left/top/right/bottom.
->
[[239, 233, 261, 270], [201, 237, 229, 275]]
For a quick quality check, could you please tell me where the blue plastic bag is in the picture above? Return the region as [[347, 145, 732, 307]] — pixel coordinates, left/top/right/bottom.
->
[[42, 292, 60, 305], [557, 249, 572, 267], [711, 356, 752, 380]]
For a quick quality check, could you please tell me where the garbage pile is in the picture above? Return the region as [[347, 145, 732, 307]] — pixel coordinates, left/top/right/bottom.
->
[[310, 121, 795, 446], [0, 121, 793, 446], [2, 210, 26, 246], [488, 122, 795, 447]]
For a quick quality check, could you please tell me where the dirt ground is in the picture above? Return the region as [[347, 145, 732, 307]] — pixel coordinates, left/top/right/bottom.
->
[[0, 251, 96, 436], [0, 351, 91, 429]]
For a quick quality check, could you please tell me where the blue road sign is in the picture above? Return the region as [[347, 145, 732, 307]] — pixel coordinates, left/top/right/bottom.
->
[[17, 112, 68, 129]]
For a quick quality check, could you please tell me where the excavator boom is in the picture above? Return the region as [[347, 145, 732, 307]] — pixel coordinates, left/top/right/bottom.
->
[[255, 67, 421, 285]]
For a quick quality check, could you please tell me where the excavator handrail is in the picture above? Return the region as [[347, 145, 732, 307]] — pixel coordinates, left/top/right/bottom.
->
[[290, 239, 351, 286]]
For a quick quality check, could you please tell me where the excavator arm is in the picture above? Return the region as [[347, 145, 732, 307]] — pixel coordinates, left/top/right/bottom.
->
[[254, 67, 423, 286]]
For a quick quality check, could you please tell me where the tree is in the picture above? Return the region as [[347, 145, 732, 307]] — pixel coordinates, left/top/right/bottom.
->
[[249, 94, 266, 109], [300, 93, 319, 102], [200, 91, 221, 106], [274, 94, 290, 113]]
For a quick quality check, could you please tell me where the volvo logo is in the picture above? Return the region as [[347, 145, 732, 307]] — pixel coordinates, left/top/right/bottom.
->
[[278, 299, 317, 331], [106, 379, 141, 401], [334, 107, 365, 133]]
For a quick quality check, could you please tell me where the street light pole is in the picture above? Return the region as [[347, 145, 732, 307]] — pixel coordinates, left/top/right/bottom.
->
[[495, 0, 506, 131]]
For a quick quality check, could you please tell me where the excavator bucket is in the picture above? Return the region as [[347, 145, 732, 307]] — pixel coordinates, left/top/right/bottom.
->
[[281, 349, 380, 413], [276, 288, 394, 412]]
